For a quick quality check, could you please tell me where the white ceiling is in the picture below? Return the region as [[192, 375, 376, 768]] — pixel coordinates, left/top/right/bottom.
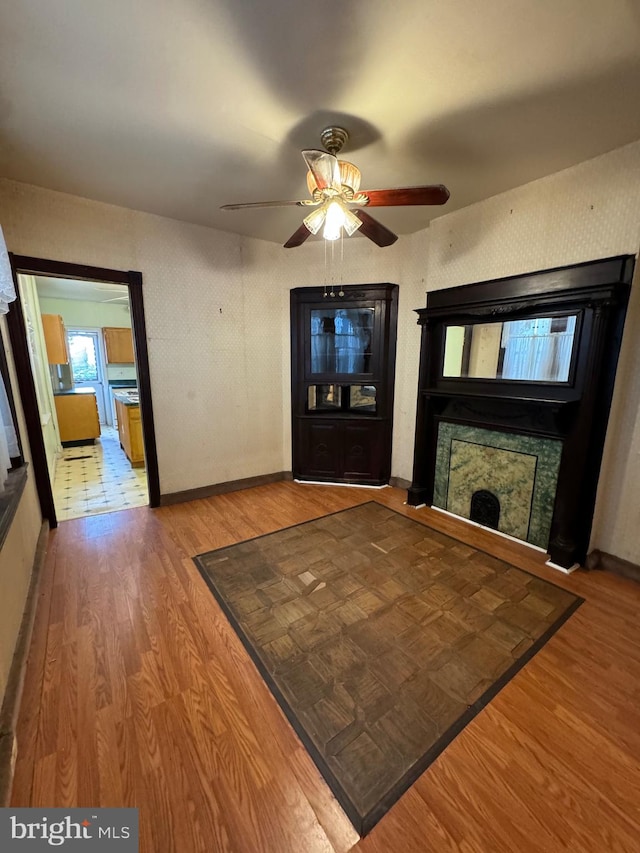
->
[[34, 276, 129, 304], [2, 1, 640, 246]]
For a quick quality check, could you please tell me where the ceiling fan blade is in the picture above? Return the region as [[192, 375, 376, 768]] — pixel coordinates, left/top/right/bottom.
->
[[283, 223, 313, 249], [360, 185, 450, 207], [302, 150, 341, 193], [221, 199, 312, 211], [354, 211, 398, 247]]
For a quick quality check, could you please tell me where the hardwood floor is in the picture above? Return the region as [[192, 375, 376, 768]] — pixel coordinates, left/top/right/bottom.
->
[[10, 482, 640, 852]]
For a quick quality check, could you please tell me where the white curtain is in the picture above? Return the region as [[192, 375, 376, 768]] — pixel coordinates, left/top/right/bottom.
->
[[335, 309, 366, 373], [501, 317, 575, 382], [0, 226, 16, 315], [0, 376, 18, 457], [0, 225, 19, 493]]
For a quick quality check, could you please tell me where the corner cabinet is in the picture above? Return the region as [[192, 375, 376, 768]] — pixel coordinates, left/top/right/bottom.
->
[[291, 284, 398, 485]]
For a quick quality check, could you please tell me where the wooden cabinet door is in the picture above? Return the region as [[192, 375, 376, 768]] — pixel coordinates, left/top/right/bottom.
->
[[103, 327, 135, 363], [42, 314, 69, 364], [127, 406, 144, 465], [55, 394, 100, 443], [297, 421, 342, 479], [295, 419, 388, 483], [116, 399, 131, 457], [115, 398, 144, 466], [115, 399, 126, 448], [343, 422, 384, 480]]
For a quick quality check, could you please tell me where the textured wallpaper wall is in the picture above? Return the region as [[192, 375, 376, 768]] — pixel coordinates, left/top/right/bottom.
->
[[424, 140, 640, 563], [0, 179, 286, 493], [0, 179, 423, 493], [1, 138, 639, 562]]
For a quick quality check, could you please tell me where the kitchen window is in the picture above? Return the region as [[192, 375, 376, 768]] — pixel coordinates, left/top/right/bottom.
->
[[68, 331, 100, 383]]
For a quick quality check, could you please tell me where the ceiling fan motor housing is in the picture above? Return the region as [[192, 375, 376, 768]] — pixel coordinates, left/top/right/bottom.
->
[[320, 126, 349, 156]]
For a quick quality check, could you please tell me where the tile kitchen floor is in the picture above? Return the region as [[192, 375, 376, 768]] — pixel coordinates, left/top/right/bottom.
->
[[53, 425, 148, 521]]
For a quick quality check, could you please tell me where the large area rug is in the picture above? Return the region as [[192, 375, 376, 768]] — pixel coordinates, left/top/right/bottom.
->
[[194, 502, 582, 835]]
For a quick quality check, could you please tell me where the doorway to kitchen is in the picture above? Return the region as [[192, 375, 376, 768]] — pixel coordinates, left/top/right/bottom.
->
[[21, 276, 150, 521], [6, 255, 160, 528]]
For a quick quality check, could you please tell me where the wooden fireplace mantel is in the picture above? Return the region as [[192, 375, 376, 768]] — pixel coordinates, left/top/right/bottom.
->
[[408, 256, 634, 569]]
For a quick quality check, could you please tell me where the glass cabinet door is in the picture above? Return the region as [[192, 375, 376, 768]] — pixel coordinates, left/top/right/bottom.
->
[[309, 306, 375, 375], [307, 385, 341, 411], [306, 384, 377, 415]]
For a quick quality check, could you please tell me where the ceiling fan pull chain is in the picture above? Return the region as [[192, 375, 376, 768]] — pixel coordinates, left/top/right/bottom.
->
[[329, 239, 336, 297], [323, 239, 328, 297]]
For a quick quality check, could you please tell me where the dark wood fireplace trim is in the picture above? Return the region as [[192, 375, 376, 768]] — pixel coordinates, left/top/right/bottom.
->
[[409, 256, 634, 569]]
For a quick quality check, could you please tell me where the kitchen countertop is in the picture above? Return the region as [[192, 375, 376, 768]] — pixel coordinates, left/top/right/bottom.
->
[[112, 389, 139, 407], [53, 387, 97, 396]]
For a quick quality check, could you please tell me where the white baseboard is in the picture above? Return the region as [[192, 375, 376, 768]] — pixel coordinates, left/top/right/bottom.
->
[[294, 480, 390, 490], [545, 559, 579, 575], [426, 505, 549, 553]]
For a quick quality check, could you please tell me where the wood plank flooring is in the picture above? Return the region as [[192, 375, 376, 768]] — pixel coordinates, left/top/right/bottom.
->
[[10, 482, 640, 852]]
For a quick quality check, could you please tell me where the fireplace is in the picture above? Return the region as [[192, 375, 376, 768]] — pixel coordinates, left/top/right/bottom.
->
[[433, 422, 562, 549], [409, 256, 633, 569]]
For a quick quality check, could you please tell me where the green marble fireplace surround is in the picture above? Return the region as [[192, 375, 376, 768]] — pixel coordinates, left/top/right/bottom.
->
[[434, 423, 563, 549]]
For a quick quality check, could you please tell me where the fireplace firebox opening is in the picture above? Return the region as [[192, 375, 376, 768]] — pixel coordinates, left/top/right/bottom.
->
[[470, 490, 500, 529]]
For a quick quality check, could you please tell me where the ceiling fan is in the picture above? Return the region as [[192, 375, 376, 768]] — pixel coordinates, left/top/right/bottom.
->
[[221, 126, 450, 248]]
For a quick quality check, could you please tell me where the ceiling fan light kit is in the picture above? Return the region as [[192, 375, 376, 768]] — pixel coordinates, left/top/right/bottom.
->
[[302, 206, 326, 235], [340, 205, 363, 237], [303, 199, 362, 241], [222, 125, 450, 248]]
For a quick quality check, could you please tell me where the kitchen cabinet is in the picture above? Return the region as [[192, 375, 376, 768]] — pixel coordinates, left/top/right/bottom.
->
[[103, 327, 135, 363], [290, 283, 398, 485], [54, 393, 100, 444], [115, 398, 144, 466], [42, 314, 69, 364]]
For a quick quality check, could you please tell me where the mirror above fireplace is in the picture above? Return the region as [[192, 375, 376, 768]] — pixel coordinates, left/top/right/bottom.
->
[[443, 313, 579, 384]]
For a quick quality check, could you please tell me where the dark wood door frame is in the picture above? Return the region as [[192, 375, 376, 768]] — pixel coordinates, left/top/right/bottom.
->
[[6, 255, 161, 527]]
